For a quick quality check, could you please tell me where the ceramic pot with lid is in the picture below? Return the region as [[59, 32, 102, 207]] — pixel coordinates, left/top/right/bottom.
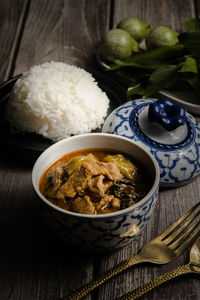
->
[[102, 97, 200, 187]]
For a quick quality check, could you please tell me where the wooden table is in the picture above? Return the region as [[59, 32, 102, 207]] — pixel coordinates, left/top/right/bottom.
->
[[0, 0, 200, 299]]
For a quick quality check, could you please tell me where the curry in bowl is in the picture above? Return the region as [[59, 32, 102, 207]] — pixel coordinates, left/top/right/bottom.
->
[[39, 148, 152, 215]]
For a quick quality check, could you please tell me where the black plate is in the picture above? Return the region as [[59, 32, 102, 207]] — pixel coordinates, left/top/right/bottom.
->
[[0, 71, 126, 160]]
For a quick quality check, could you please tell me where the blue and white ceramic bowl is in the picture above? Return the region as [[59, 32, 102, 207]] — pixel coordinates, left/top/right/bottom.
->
[[102, 98, 200, 187], [32, 133, 160, 252]]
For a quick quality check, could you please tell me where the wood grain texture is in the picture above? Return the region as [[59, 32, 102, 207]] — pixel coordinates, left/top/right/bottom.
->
[[13, 0, 111, 75], [196, 0, 200, 16], [0, 154, 95, 300], [0, 1, 111, 299], [113, 0, 196, 30], [0, 0, 28, 83]]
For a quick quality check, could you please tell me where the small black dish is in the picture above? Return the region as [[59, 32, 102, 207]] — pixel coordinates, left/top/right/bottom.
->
[[0, 71, 126, 161]]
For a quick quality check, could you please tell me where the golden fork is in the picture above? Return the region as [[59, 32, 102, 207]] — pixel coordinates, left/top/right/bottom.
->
[[117, 236, 200, 300], [66, 202, 200, 300]]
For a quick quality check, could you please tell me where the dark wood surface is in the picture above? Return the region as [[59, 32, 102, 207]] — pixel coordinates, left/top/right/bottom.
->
[[0, 0, 200, 299]]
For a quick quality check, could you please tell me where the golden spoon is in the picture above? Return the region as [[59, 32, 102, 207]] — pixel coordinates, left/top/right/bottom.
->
[[117, 237, 200, 300], [66, 202, 200, 300]]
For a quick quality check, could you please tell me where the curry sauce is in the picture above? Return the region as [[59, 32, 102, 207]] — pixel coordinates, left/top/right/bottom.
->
[[39, 148, 152, 214]]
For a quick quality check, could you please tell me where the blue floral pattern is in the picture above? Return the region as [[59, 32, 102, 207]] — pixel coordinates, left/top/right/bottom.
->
[[39, 188, 158, 251], [102, 99, 200, 187], [148, 98, 186, 131]]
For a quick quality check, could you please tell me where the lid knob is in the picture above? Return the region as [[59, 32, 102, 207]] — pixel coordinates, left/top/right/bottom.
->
[[148, 98, 186, 131]]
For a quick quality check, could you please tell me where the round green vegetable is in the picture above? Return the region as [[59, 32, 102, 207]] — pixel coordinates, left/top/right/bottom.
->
[[145, 26, 179, 50], [117, 17, 152, 42], [99, 28, 139, 62], [103, 154, 136, 179]]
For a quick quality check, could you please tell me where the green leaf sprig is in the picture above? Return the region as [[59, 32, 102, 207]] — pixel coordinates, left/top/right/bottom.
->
[[106, 18, 200, 98]]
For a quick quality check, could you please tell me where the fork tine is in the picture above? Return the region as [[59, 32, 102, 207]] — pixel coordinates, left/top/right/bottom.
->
[[174, 228, 200, 256], [169, 219, 200, 250], [158, 202, 200, 241], [164, 209, 200, 245]]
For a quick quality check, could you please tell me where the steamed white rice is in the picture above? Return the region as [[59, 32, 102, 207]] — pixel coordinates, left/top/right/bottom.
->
[[6, 61, 110, 141]]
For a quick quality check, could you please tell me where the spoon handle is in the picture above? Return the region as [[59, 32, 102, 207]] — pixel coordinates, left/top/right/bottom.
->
[[65, 254, 143, 300], [117, 263, 192, 300]]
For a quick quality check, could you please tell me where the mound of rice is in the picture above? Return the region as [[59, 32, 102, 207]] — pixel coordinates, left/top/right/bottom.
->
[[6, 61, 110, 141]]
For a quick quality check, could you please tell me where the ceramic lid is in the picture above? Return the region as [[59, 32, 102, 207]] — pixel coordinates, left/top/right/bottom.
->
[[102, 97, 200, 187]]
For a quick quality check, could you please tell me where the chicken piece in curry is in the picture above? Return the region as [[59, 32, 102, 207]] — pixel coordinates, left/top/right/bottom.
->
[[39, 149, 152, 215]]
